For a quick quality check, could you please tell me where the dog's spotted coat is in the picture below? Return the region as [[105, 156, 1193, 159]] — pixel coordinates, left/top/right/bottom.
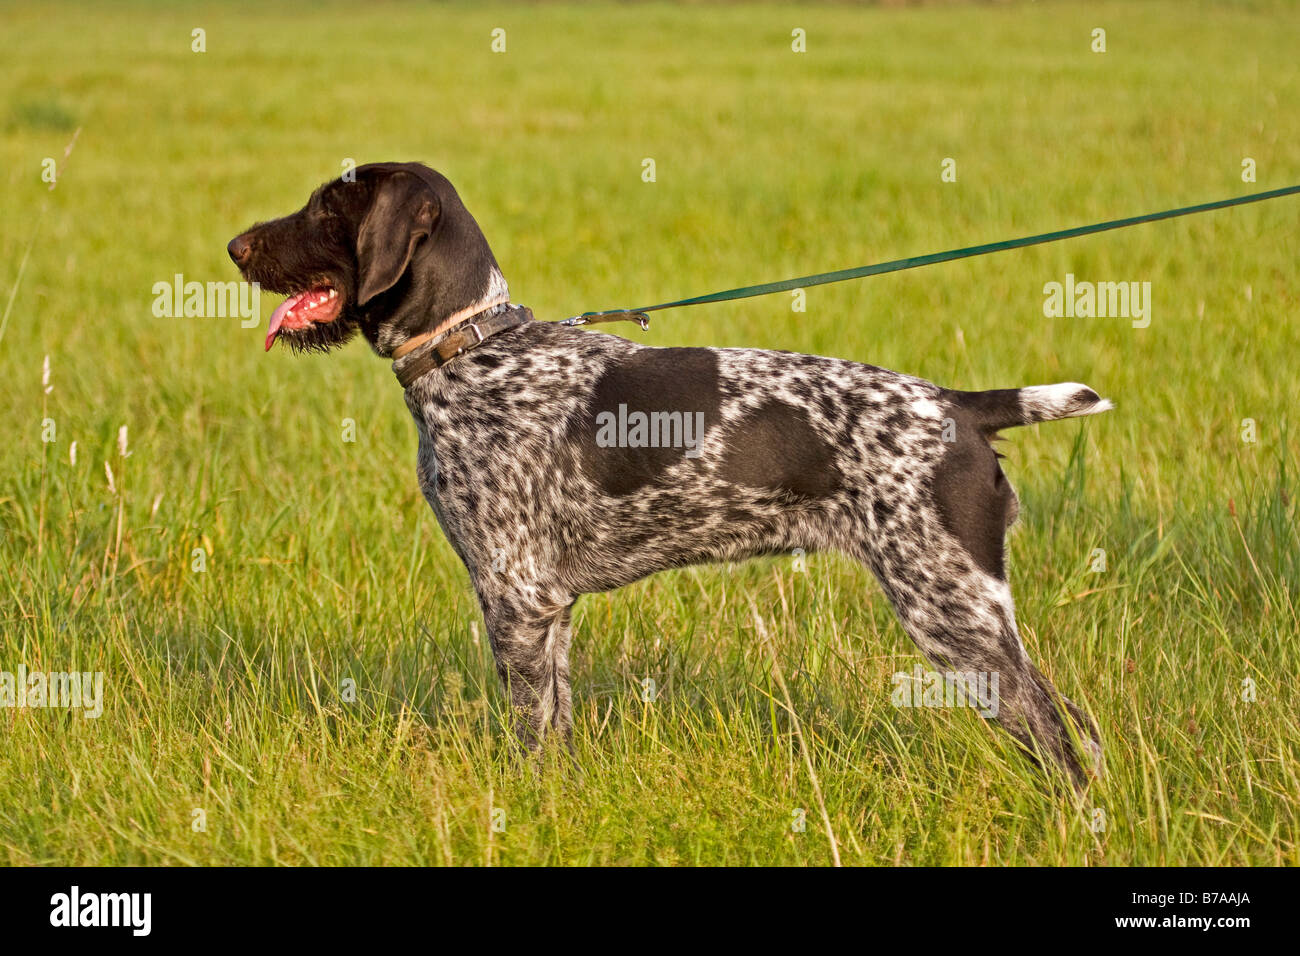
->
[[231, 162, 1108, 787]]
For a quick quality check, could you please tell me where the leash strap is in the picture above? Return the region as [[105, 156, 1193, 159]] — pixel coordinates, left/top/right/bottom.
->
[[560, 184, 1300, 327]]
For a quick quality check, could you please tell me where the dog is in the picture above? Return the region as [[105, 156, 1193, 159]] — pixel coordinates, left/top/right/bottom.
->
[[229, 161, 1107, 786]]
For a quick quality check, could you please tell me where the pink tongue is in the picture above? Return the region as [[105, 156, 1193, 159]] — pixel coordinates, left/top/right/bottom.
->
[[265, 292, 309, 351]]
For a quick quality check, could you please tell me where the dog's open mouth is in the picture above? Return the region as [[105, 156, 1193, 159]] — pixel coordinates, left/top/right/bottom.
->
[[265, 285, 341, 351]]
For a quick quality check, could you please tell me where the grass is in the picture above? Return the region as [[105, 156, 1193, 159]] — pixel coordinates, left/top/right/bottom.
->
[[1, 0, 1298, 866]]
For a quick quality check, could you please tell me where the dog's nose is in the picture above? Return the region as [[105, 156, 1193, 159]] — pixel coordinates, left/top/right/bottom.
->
[[227, 235, 252, 266]]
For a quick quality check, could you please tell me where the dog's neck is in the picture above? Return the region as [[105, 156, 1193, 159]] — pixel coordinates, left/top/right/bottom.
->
[[389, 266, 511, 360]]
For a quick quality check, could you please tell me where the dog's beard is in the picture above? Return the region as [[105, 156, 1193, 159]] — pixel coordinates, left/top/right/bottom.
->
[[279, 318, 359, 354]]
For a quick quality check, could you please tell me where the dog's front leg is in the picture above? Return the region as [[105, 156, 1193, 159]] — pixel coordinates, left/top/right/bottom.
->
[[475, 587, 576, 749]]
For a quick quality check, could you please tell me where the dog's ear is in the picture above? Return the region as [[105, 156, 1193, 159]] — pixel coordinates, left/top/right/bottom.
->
[[355, 171, 440, 305]]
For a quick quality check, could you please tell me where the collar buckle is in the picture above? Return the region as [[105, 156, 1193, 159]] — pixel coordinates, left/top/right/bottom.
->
[[455, 322, 485, 356]]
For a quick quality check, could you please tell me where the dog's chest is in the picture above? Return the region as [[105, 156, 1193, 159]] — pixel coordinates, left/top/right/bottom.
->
[[409, 395, 535, 560], [412, 427, 450, 536], [403, 336, 595, 573]]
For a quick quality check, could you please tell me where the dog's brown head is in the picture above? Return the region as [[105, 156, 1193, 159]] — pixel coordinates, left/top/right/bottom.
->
[[228, 162, 505, 355]]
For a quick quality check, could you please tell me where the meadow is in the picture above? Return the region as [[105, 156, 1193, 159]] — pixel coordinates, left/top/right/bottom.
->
[[1, 0, 1297, 865]]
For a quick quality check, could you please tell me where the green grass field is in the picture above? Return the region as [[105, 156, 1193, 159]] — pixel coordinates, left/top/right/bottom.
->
[[2, 0, 1298, 866]]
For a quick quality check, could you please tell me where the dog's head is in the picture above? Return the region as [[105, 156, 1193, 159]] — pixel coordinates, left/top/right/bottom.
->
[[228, 162, 505, 355]]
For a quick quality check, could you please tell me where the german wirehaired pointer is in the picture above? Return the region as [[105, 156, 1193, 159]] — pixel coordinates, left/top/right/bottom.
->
[[229, 162, 1108, 786]]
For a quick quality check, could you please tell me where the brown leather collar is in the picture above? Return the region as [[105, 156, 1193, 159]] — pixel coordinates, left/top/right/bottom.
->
[[391, 295, 510, 360], [392, 304, 533, 388]]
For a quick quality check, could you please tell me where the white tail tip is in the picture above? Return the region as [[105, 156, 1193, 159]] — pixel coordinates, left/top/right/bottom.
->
[[1019, 383, 1114, 424]]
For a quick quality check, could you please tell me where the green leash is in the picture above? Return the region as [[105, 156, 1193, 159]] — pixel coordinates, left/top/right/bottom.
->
[[559, 183, 1300, 329]]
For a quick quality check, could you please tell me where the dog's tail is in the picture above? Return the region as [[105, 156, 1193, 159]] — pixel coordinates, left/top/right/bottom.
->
[[950, 383, 1114, 434]]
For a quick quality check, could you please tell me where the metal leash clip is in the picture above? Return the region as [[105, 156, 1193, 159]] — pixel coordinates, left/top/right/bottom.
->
[[558, 309, 651, 331]]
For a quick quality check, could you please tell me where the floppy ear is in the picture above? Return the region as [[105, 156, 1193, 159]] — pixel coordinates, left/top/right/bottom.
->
[[355, 171, 439, 305]]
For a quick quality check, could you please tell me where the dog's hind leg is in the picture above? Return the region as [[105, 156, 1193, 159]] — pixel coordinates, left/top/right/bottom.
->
[[864, 538, 1100, 787], [476, 589, 576, 749], [851, 430, 1101, 787]]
